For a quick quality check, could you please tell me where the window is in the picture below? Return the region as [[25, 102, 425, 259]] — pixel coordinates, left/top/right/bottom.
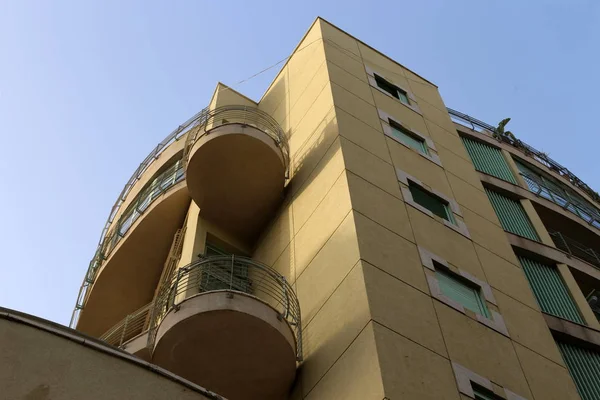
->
[[374, 74, 409, 104], [472, 384, 503, 400], [390, 120, 428, 154], [408, 182, 455, 223], [435, 265, 490, 317]]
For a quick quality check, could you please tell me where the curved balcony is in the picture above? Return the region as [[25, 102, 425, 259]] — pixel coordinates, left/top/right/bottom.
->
[[75, 160, 190, 336], [150, 256, 301, 400], [185, 106, 289, 241]]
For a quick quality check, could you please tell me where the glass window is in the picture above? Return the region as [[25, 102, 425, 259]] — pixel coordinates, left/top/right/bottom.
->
[[408, 182, 455, 223], [472, 384, 502, 400], [435, 265, 490, 317], [374, 74, 409, 104], [390, 120, 428, 154]]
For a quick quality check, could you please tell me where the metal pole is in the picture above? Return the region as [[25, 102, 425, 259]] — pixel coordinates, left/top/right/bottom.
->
[[119, 314, 131, 348], [230, 255, 235, 290], [556, 232, 572, 256]]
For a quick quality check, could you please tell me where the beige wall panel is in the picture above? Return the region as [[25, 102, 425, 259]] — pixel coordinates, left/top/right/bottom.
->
[[294, 171, 352, 277], [323, 41, 368, 83], [406, 75, 447, 113], [434, 302, 532, 397], [326, 61, 374, 105], [296, 211, 360, 324], [209, 83, 256, 109], [474, 244, 538, 310], [272, 241, 296, 284], [363, 262, 446, 356], [305, 322, 384, 400], [494, 290, 564, 366], [340, 137, 401, 198], [318, 19, 361, 57], [372, 89, 430, 135], [357, 42, 407, 85], [301, 262, 370, 394], [353, 211, 425, 291], [462, 208, 517, 261], [407, 207, 485, 280], [387, 137, 453, 198], [260, 69, 288, 115], [288, 64, 330, 130], [1, 319, 215, 400], [436, 144, 484, 188], [293, 137, 345, 234], [419, 99, 458, 134], [288, 49, 327, 109], [373, 322, 461, 400], [514, 343, 581, 400], [447, 172, 500, 225], [335, 107, 391, 163], [178, 201, 203, 267], [330, 83, 381, 131], [290, 109, 338, 196], [347, 171, 413, 240], [253, 203, 293, 267], [426, 120, 470, 160]]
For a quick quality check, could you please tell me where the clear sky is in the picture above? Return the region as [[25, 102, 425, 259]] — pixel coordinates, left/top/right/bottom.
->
[[0, 1, 598, 326]]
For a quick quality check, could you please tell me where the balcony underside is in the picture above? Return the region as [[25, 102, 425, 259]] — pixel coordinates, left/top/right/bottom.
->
[[153, 292, 296, 400], [186, 123, 285, 242], [77, 183, 190, 337]]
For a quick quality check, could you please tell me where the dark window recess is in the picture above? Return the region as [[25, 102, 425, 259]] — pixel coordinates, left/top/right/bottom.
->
[[472, 384, 503, 400], [409, 182, 454, 222], [374, 74, 409, 104]]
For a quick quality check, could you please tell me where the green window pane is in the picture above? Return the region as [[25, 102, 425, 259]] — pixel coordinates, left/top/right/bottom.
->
[[519, 256, 584, 324], [484, 188, 540, 241], [436, 267, 489, 317], [374, 74, 409, 104], [409, 183, 454, 223], [461, 136, 517, 184], [390, 123, 427, 154]]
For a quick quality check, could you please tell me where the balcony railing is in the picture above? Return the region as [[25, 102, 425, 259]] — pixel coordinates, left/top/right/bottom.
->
[[519, 171, 600, 230], [549, 231, 600, 269], [184, 105, 290, 177], [447, 108, 600, 205], [146, 255, 302, 361], [99, 302, 152, 348]]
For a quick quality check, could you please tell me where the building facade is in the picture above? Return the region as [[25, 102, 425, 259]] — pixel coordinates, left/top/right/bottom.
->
[[54, 17, 600, 400]]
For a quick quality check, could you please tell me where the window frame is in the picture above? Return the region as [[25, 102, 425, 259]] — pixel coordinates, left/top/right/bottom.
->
[[365, 65, 422, 114], [374, 73, 409, 104], [434, 264, 490, 318], [408, 181, 455, 223], [452, 362, 529, 400], [389, 119, 428, 154], [418, 247, 509, 337]]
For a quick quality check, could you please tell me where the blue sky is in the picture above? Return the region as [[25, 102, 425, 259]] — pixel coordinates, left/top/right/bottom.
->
[[0, 1, 598, 326]]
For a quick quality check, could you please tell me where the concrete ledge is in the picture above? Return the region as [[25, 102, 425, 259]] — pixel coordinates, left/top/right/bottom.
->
[[544, 313, 600, 352], [0, 306, 225, 400], [506, 232, 600, 282]]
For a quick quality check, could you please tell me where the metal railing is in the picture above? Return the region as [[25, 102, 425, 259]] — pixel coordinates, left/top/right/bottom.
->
[[447, 108, 600, 205], [146, 255, 302, 361], [550, 231, 600, 269], [519, 171, 600, 230], [71, 105, 289, 329], [99, 302, 152, 348], [184, 105, 290, 177]]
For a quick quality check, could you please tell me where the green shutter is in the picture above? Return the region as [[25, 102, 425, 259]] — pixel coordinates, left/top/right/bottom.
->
[[391, 125, 427, 154], [462, 136, 517, 184], [557, 341, 600, 400], [485, 188, 540, 241], [409, 183, 454, 222], [519, 256, 584, 324], [436, 268, 489, 317]]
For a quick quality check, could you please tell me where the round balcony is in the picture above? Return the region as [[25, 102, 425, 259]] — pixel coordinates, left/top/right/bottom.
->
[[150, 256, 301, 400], [185, 106, 289, 241]]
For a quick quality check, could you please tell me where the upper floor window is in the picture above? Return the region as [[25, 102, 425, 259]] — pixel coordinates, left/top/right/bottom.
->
[[408, 182, 455, 223], [435, 264, 490, 318], [374, 74, 409, 104], [389, 120, 428, 154]]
